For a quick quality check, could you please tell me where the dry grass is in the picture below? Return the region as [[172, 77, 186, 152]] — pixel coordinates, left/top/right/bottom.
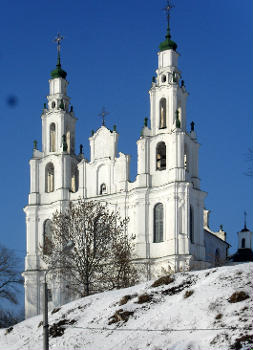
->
[[231, 334, 253, 350], [162, 278, 194, 296], [108, 309, 134, 324], [184, 290, 194, 298], [51, 307, 61, 314]]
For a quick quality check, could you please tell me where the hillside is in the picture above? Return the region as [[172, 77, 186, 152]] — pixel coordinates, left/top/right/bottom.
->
[[0, 262, 252, 350]]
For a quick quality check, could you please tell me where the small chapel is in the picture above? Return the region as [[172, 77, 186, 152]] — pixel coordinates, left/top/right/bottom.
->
[[23, 7, 229, 318]]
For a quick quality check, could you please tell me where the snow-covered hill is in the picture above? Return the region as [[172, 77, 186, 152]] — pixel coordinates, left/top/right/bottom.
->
[[1, 262, 252, 350]]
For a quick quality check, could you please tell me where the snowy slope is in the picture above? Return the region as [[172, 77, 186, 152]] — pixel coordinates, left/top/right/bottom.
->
[[0, 262, 252, 350]]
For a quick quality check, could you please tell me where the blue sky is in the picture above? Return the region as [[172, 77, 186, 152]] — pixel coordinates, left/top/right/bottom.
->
[[0, 0, 252, 282]]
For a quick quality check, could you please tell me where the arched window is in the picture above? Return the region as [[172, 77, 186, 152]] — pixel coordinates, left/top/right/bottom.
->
[[45, 163, 54, 193], [71, 164, 79, 193], [190, 205, 194, 243], [154, 203, 164, 243], [215, 248, 220, 266], [241, 238, 245, 249], [184, 144, 189, 172], [43, 219, 53, 255], [50, 123, 56, 152], [66, 130, 71, 154], [159, 98, 167, 129], [100, 183, 107, 195], [156, 142, 166, 170]]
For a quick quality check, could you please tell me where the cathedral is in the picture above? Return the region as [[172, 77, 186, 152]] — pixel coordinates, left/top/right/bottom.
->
[[23, 10, 229, 318]]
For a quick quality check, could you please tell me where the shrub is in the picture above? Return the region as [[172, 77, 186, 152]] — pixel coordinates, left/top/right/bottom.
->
[[151, 275, 174, 288], [228, 291, 249, 303], [136, 294, 152, 304], [215, 313, 223, 320], [119, 294, 137, 306], [49, 319, 76, 338], [4, 327, 13, 335]]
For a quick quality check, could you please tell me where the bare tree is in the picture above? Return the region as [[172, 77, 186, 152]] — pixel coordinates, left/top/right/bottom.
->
[[0, 309, 24, 329], [0, 244, 23, 328], [41, 199, 137, 297], [0, 245, 23, 305]]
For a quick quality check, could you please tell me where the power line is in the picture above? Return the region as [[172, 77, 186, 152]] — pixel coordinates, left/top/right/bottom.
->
[[63, 325, 251, 333]]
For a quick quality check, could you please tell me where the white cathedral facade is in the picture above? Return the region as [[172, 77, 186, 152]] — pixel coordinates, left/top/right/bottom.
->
[[24, 20, 229, 318]]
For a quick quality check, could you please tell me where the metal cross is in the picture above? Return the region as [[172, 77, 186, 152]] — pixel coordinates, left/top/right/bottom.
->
[[98, 106, 109, 126], [163, 1, 175, 27], [54, 33, 64, 56]]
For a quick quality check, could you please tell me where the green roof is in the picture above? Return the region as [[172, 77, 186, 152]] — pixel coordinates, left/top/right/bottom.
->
[[159, 28, 177, 52], [50, 54, 67, 79]]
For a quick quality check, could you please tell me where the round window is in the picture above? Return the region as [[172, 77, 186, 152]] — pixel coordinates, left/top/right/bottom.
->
[[161, 75, 166, 83], [51, 101, 56, 108]]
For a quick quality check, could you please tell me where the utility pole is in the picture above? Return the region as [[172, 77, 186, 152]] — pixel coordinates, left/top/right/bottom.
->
[[42, 240, 74, 350], [43, 279, 49, 350]]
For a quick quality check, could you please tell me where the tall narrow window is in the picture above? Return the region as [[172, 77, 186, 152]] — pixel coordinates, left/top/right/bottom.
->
[[241, 238, 245, 248], [190, 205, 194, 243], [154, 203, 164, 243], [45, 163, 54, 192], [50, 123, 56, 152], [71, 164, 79, 193], [177, 107, 182, 124], [159, 98, 167, 129], [66, 130, 71, 154], [184, 144, 189, 172], [43, 219, 53, 255], [156, 142, 166, 170]]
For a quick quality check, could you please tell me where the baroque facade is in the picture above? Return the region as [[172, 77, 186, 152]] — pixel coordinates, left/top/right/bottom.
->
[[24, 17, 229, 318]]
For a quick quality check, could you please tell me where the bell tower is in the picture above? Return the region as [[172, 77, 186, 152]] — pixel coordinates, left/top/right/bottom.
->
[[42, 33, 76, 155], [136, 2, 207, 272], [24, 34, 80, 319], [149, 2, 187, 135]]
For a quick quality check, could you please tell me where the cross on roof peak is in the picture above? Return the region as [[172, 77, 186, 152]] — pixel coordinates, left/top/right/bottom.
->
[[163, 0, 175, 26], [54, 33, 64, 65], [98, 106, 109, 126]]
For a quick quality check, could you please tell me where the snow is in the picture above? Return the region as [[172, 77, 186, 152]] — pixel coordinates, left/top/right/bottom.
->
[[1, 262, 252, 350]]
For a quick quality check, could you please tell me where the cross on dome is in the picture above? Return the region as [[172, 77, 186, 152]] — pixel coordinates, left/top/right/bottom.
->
[[54, 33, 64, 64], [159, 0, 177, 52], [50, 32, 67, 79], [54, 33, 64, 46], [163, 0, 174, 29]]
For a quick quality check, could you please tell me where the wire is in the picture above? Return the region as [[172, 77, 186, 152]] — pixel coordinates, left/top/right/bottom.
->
[[62, 325, 252, 333]]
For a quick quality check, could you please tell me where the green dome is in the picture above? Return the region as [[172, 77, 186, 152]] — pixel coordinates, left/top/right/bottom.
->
[[159, 29, 177, 52], [50, 63, 67, 79]]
